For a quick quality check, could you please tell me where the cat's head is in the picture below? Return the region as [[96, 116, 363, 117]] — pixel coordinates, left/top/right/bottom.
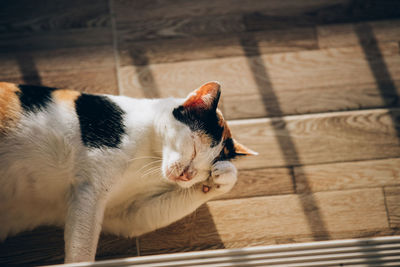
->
[[161, 82, 257, 188]]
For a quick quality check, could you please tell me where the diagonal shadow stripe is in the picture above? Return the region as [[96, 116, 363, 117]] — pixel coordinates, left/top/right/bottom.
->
[[355, 23, 400, 139], [16, 53, 42, 85], [355, 22, 400, 267], [128, 45, 226, 253], [240, 33, 330, 241], [129, 47, 160, 98]]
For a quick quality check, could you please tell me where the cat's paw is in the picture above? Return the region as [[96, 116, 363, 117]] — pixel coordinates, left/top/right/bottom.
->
[[207, 161, 237, 195]]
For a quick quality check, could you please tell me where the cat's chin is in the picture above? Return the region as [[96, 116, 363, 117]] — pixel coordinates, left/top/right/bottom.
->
[[173, 179, 194, 188]]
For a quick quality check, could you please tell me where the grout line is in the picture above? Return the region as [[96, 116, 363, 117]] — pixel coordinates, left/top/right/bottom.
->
[[108, 0, 123, 95], [382, 187, 392, 229], [226, 106, 400, 122], [136, 237, 141, 256], [227, 107, 400, 125]]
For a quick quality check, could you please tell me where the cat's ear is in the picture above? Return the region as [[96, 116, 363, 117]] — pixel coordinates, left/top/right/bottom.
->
[[183, 81, 221, 111], [233, 139, 258, 156]]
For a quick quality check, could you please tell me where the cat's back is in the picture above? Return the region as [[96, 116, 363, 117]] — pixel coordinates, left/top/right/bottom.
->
[[0, 82, 83, 159], [0, 82, 81, 136]]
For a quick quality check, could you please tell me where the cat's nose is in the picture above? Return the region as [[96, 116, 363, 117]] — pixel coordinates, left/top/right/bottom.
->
[[177, 168, 197, 182]]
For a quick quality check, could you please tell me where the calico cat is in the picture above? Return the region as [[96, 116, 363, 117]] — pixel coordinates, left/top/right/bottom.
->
[[0, 81, 256, 263]]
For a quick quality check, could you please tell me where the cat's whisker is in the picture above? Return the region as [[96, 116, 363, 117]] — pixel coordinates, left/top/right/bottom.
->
[[128, 156, 162, 163], [134, 160, 163, 174], [141, 167, 162, 179]]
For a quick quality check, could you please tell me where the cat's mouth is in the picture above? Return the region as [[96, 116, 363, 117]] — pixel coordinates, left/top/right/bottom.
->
[[166, 164, 197, 182]]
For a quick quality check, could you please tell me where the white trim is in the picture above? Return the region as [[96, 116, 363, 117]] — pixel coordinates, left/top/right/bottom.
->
[[47, 236, 400, 267]]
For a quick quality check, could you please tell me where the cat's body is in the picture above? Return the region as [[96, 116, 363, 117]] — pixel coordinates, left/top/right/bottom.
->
[[0, 81, 255, 262]]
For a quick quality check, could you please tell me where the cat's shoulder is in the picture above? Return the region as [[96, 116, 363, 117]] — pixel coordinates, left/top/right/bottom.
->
[[0, 82, 127, 148]]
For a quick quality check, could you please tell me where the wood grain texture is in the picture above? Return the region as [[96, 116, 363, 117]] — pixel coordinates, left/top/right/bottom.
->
[[113, 0, 348, 23], [120, 42, 400, 96], [1, 0, 400, 263], [0, 227, 138, 266], [384, 186, 400, 228], [318, 19, 400, 49], [0, 0, 110, 35], [138, 213, 197, 253], [118, 27, 318, 66], [0, 28, 113, 52], [295, 158, 400, 193], [229, 109, 400, 169], [139, 188, 389, 255], [0, 227, 64, 266], [3, 68, 119, 95], [223, 81, 400, 120], [119, 43, 400, 118], [0, 45, 115, 76], [114, 0, 400, 42], [216, 168, 294, 200], [197, 189, 388, 243]]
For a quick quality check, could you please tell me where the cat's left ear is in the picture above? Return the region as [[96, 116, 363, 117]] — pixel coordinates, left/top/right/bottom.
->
[[183, 81, 221, 111], [233, 139, 258, 156]]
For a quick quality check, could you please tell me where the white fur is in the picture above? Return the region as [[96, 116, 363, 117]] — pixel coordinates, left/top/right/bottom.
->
[[0, 94, 237, 263]]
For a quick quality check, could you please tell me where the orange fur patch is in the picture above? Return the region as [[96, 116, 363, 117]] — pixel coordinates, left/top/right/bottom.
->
[[0, 82, 22, 134], [52, 89, 81, 108], [183, 82, 220, 108]]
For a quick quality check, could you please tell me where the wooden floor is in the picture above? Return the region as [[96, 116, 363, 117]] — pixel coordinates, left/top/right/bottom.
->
[[1, 0, 400, 265]]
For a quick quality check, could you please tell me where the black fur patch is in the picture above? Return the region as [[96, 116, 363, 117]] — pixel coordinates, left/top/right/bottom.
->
[[75, 94, 126, 149], [17, 84, 56, 112], [218, 138, 237, 161], [173, 106, 223, 147]]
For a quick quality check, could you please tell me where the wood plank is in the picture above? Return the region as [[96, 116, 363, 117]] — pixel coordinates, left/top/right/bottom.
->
[[295, 158, 400, 193], [197, 189, 389, 244], [119, 42, 400, 97], [119, 43, 400, 118], [139, 188, 389, 255], [114, 0, 400, 42], [0, 227, 64, 266], [216, 168, 294, 200], [0, 45, 115, 76], [229, 108, 400, 169], [0, 0, 111, 35], [0, 28, 113, 52], [0, 227, 138, 266], [113, 0, 348, 23], [3, 68, 119, 95], [318, 19, 400, 49], [138, 213, 197, 254], [384, 186, 400, 228], [243, 0, 400, 32], [118, 27, 318, 66], [223, 80, 400, 120]]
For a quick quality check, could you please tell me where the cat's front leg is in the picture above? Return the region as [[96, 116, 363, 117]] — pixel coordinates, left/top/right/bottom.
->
[[64, 182, 107, 263], [107, 161, 237, 237]]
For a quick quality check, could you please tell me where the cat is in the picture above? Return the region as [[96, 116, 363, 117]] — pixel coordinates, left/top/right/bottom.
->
[[0, 81, 256, 263]]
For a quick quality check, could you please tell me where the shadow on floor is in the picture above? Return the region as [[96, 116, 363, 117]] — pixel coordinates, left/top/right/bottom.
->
[[129, 48, 161, 98], [240, 33, 330, 241], [355, 23, 400, 139], [128, 47, 226, 253], [16, 53, 42, 85]]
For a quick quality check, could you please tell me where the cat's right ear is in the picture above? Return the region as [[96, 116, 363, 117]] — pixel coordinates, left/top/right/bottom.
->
[[182, 82, 221, 112]]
